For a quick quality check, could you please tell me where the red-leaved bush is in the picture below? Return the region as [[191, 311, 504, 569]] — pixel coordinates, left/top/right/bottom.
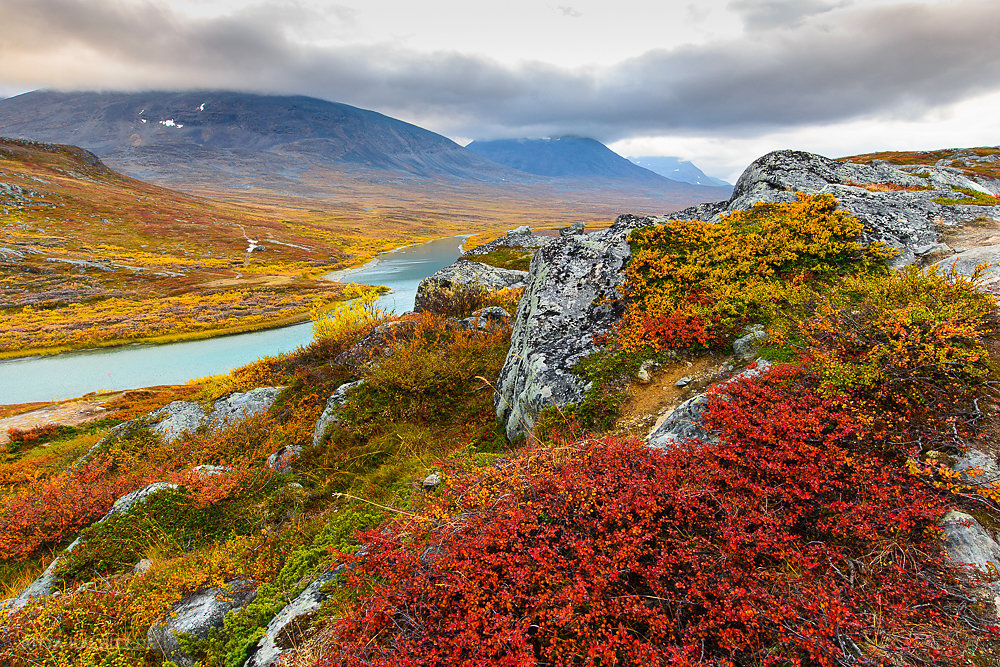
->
[[316, 365, 994, 666]]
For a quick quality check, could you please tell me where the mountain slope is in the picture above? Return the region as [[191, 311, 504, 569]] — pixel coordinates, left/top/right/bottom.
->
[[628, 155, 731, 188], [466, 136, 680, 185], [0, 90, 514, 186]]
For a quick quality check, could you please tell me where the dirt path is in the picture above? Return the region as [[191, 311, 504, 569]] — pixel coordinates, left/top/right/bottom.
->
[[612, 354, 733, 440]]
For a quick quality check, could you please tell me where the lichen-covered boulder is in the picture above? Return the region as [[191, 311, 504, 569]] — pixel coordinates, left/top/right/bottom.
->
[[940, 511, 1000, 611], [414, 262, 528, 314], [147, 580, 257, 667], [148, 401, 208, 443], [245, 567, 345, 667], [672, 150, 1000, 267], [312, 380, 365, 448], [205, 386, 283, 432], [495, 215, 648, 440], [463, 226, 547, 258]]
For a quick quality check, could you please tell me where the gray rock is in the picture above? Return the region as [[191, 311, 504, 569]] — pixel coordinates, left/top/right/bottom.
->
[[422, 472, 441, 489], [102, 482, 179, 522], [456, 306, 512, 330], [647, 361, 772, 450], [675, 376, 692, 388], [312, 380, 365, 447], [266, 445, 302, 473], [148, 401, 207, 443], [559, 222, 586, 237], [463, 227, 547, 258], [134, 558, 153, 576], [670, 150, 1000, 268], [206, 387, 282, 432], [9, 556, 63, 610], [12, 482, 178, 609], [147, 580, 257, 667], [940, 511, 1000, 607], [732, 325, 768, 362], [191, 464, 231, 478], [414, 261, 528, 314], [954, 448, 1000, 488], [245, 568, 344, 667], [495, 215, 649, 440], [935, 246, 1000, 288]]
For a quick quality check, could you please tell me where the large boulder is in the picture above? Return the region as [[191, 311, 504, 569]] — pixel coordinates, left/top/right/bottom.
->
[[205, 387, 283, 432], [148, 401, 208, 443], [335, 320, 419, 367], [463, 226, 547, 258], [147, 580, 257, 667], [245, 567, 345, 667], [940, 511, 1000, 611], [495, 215, 648, 440], [672, 150, 1000, 267], [414, 262, 528, 314]]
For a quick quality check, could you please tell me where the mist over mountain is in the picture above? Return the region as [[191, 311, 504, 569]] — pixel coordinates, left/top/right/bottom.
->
[[627, 156, 731, 189]]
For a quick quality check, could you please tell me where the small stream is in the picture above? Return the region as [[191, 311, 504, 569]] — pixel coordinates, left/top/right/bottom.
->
[[0, 235, 465, 405]]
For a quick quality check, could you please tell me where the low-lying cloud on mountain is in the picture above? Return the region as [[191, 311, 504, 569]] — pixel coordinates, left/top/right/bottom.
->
[[1, 0, 998, 178]]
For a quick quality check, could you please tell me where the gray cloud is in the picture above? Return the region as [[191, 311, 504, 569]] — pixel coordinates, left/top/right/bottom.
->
[[1, 0, 999, 143], [557, 5, 583, 18], [727, 0, 852, 30]]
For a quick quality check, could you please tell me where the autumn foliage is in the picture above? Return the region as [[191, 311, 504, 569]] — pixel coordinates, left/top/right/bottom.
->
[[319, 366, 995, 665], [618, 194, 894, 352]]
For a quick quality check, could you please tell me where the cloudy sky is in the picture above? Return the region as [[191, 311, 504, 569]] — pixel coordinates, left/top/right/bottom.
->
[[1, 0, 998, 180]]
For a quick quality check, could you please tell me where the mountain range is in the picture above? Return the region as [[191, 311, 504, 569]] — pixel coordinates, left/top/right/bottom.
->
[[627, 156, 731, 187], [0, 90, 730, 204]]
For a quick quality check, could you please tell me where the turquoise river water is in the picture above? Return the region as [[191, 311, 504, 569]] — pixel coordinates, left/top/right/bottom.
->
[[0, 235, 466, 405]]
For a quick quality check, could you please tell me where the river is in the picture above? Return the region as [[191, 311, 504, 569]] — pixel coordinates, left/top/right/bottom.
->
[[0, 235, 466, 405]]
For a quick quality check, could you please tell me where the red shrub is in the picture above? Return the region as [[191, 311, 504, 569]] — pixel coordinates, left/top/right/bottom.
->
[[317, 365, 987, 666], [6, 424, 61, 446]]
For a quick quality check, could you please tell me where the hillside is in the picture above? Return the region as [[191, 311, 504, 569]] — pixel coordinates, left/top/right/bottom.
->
[[627, 155, 732, 188], [0, 90, 515, 185], [0, 138, 581, 358], [3, 146, 1000, 666]]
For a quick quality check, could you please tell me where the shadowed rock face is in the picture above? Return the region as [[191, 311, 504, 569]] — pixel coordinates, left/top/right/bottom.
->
[[495, 215, 649, 440]]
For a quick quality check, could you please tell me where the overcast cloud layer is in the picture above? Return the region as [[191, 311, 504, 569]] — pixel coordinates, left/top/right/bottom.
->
[[1, 0, 998, 179]]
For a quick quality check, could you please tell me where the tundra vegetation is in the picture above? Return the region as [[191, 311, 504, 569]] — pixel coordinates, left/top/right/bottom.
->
[[0, 139, 610, 358], [2, 194, 1000, 666]]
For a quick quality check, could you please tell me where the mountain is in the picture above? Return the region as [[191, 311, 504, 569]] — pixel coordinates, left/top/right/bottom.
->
[[627, 155, 731, 188], [0, 90, 516, 189], [465, 136, 676, 185]]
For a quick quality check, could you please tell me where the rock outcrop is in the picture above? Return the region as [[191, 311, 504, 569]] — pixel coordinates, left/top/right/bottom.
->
[[495, 215, 648, 439], [147, 580, 257, 667], [414, 262, 528, 314], [463, 226, 547, 258], [940, 511, 1000, 611], [670, 150, 1000, 267], [82, 387, 283, 463], [245, 567, 345, 667], [495, 149, 1000, 440]]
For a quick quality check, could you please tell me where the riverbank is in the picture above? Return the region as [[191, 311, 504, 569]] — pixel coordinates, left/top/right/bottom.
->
[[0, 235, 466, 405]]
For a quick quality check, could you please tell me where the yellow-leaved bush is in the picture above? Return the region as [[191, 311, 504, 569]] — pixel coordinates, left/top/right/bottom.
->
[[618, 193, 896, 352]]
